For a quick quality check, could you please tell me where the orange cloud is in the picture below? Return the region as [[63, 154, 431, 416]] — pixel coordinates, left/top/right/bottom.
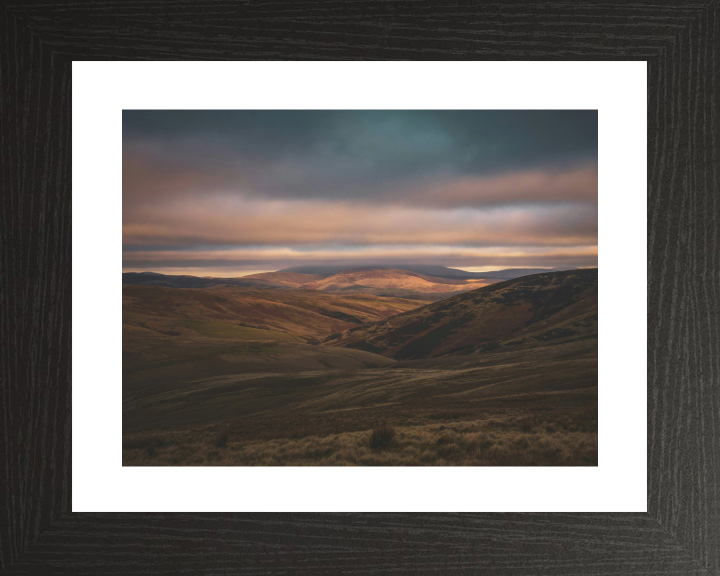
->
[[123, 196, 596, 248]]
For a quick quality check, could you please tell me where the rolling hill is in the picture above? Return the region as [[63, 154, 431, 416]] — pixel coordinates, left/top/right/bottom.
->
[[123, 284, 419, 401], [233, 271, 327, 288], [244, 267, 500, 300], [122, 271, 288, 289], [122, 266, 573, 302], [324, 268, 597, 360], [123, 284, 426, 342], [278, 264, 577, 279]]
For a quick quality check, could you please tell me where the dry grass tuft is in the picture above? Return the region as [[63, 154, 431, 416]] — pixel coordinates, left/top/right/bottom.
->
[[427, 409, 477, 421], [436, 432, 459, 446], [369, 422, 396, 452], [214, 426, 231, 448], [515, 416, 538, 433], [122, 435, 164, 455]]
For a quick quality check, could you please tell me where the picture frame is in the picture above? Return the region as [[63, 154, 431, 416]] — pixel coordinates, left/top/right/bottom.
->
[[2, 2, 718, 573]]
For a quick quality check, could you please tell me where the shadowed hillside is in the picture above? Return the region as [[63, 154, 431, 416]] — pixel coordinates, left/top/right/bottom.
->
[[325, 269, 597, 360]]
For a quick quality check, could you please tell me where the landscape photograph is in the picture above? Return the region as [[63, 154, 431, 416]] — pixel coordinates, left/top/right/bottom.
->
[[122, 110, 598, 466]]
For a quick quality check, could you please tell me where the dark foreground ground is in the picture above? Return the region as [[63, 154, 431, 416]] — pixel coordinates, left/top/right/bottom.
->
[[123, 338, 597, 466]]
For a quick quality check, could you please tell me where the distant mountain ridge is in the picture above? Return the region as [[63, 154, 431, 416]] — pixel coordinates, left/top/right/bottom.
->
[[122, 266, 581, 302], [324, 268, 597, 360], [122, 272, 288, 290], [279, 264, 577, 279]]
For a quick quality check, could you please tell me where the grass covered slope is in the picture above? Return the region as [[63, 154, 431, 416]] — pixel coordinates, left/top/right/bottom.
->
[[325, 268, 597, 360], [123, 285, 413, 407], [123, 337, 397, 432], [123, 284, 426, 340], [123, 340, 597, 466], [123, 284, 414, 414]]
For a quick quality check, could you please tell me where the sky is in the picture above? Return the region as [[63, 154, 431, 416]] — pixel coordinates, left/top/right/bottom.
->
[[123, 110, 597, 276]]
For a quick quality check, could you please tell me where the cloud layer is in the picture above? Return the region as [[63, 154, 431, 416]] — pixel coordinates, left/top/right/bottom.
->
[[123, 110, 597, 275], [123, 195, 596, 247]]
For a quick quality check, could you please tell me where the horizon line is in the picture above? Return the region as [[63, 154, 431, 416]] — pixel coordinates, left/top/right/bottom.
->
[[121, 264, 597, 279]]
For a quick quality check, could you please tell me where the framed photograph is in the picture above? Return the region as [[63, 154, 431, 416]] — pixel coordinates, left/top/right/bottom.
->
[[3, 3, 718, 574], [119, 108, 601, 470]]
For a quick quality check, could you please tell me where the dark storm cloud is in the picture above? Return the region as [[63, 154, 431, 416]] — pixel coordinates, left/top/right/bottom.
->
[[123, 110, 597, 205], [123, 110, 597, 165]]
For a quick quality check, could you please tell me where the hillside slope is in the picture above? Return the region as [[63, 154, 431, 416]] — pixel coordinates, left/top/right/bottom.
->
[[123, 284, 426, 341], [325, 269, 597, 360], [239, 271, 327, 288]]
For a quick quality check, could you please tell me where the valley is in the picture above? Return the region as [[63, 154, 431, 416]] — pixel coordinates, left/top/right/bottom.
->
[[122, 267, 598, 466]]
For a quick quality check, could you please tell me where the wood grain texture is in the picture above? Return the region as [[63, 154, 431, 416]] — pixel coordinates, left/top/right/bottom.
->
[[1, 1, 718, 574]]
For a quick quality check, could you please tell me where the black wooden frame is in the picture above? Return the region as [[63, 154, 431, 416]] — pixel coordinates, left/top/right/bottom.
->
[[2, 2, 718, 574]]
